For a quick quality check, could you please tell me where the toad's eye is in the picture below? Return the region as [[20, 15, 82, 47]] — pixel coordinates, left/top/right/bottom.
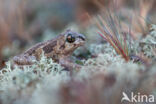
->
[[66, 33, 75, 43]]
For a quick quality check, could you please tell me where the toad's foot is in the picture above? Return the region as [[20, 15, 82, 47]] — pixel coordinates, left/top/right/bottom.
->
[[59, 58, 82, 71]]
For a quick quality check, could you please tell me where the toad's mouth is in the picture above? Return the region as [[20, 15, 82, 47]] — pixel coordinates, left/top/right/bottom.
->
[[78, 35, 86, 41], [75, 36, 86, 46]]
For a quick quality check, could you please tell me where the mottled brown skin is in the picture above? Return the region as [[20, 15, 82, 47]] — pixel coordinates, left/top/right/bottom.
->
[[13, 29, 86, 70]]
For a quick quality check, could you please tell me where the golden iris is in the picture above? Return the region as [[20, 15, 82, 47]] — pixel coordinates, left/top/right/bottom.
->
[[66, 33, 75, 43]]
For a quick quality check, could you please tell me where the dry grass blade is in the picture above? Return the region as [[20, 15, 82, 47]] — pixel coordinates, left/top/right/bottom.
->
[[95, 13, 130, 61]]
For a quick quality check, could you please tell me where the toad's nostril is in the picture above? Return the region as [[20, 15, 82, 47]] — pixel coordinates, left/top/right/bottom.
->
[[78, 34, 86, 41]]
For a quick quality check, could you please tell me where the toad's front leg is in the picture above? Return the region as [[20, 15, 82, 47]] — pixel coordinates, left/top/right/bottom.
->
[[59, 58, 81, 71]]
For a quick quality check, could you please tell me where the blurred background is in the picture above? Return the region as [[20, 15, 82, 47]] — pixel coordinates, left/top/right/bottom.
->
[[0, 1, 156, 104], [0, 0, 156, 68]]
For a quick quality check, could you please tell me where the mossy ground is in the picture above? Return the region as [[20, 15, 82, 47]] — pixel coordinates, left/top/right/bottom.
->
[[0, 24, 155, 104]]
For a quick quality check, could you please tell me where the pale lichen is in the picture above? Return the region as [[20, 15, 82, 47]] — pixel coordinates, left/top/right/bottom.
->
[[0, 25, 156, 104], [140, 24, 156, 58]]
